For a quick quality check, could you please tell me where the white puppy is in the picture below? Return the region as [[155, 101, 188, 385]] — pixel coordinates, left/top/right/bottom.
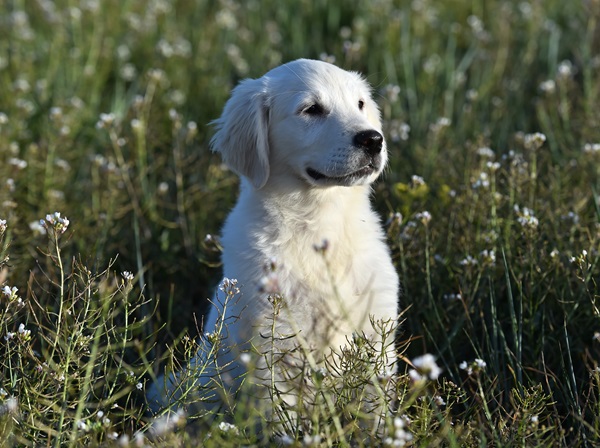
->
[[147, 59, 399, 416]]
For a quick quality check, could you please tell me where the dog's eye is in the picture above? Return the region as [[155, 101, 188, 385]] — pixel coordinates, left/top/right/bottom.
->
[[358, 100, 365, 110], [303, 104, 325, 116]]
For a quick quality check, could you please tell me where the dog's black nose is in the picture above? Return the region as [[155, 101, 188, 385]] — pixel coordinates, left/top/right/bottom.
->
[[354, 130, 383, 156]]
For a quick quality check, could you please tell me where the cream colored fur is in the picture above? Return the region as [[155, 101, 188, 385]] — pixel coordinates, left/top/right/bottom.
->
[[147, 59, 399, 414]]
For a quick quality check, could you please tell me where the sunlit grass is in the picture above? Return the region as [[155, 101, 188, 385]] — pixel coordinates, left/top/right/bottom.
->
[[0, 0, 599, 446]]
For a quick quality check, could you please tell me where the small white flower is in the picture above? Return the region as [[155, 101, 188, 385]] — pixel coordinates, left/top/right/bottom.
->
[[583, 143, 600, 153], [480, 249, 496, 265], [415, 211, 432, 225], [434, 395, 446, 406], [539, 79, 556, 93], [8, 158, 27, 169], [96, 112, 116, 129], [219, 277, 240, 295], [523, 132, 546, 151], [514, 205, 539, 229], [411, 353, 442, 380], [530, 415, 539, 424], [476, 146, 495, 158], [131, 118, 143, 132], [411, 175, 425, 187], [0, 219, 6, 233], [136, 382, 143, 390], [486, 161, 501, 172], [557, 60, 574, 78], [472, 171, 490, 189], [460, 358, 486, 376], [460, 255, 478, 267], [240, 353, 252, 365], [41, 212, 70, 234], [218, 421, 239, 435], [122, 271, 134, 282]]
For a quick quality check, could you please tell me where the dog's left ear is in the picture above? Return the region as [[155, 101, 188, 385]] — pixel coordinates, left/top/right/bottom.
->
[[210, 78, 270, 189]]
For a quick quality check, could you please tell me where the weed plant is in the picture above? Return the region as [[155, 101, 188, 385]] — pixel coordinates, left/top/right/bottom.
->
[[0, 0, 599, 446]]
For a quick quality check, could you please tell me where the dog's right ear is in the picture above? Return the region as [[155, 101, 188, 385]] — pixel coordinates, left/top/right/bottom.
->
[[210, 78, 270, 189]]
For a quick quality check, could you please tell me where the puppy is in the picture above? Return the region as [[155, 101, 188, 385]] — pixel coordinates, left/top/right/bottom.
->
[[147, 59, 399, 421]]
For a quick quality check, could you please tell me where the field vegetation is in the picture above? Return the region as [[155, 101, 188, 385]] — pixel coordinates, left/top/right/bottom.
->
[[0, 0, 599, 446]]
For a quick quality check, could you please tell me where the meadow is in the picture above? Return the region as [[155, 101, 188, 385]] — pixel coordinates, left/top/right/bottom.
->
[[0, 0, 599, 446]]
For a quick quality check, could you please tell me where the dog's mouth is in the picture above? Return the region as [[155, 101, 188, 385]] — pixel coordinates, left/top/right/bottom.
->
[[306, 165, 377, 184]]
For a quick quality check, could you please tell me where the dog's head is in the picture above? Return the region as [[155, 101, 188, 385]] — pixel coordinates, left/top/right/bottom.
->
[[210, 59, 387, 190]]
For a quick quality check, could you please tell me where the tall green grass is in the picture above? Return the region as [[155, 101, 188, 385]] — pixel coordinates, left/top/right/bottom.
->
[[0, 0, 599, 446]]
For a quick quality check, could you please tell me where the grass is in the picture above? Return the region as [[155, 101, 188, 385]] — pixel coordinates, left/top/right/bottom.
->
[[0, 0, 599, 445]]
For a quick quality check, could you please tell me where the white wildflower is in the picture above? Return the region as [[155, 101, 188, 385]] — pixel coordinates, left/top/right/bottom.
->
[[18, 323, 31, 339], [472, 171, 490, 189], [523, 132, 546, 151], [29, 220, 47, 235], [41, 212, 70, 234], [480, 249, 496, 265], [415, 211, 432, 225], [486, 161, 501, 172], [583, 143, 600, 153], [430, 116, 451, 133], [411, 353, 442, 380], [122, 271, 134, 282], [557, 60, 574, 79], [539, 79, 556, 94], [385, 415, 413, 446], [411, 175, 425, 187], [219, 277, 240, 295], [8, 158, 27, 169], [461, 358, 486, 375], [476, 146, 495, 158], [460, 255, 478, 267], [95, 112, 116, 129], [218, 421, 239, 435], [514, 205, 539, 229]]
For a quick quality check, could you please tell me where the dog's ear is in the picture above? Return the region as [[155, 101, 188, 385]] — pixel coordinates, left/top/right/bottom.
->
[[210, 78, 270, 189]]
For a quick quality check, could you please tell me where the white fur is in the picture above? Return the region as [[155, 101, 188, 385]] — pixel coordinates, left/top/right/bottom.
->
[[147, 59, 399, 413]]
